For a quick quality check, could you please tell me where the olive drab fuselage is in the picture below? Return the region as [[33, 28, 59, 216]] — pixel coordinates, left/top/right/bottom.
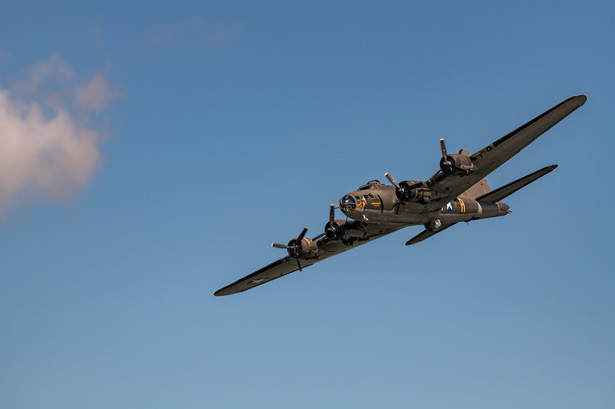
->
[[338, 180, 510, 227]]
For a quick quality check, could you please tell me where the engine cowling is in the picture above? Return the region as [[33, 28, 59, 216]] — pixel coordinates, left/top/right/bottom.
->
[[440, 153, 474, 175], [397, 181, 432, 204], [286, 237, 318, 258], [325, 219, 348, 239]]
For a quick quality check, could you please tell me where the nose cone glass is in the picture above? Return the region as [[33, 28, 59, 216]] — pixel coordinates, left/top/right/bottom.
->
[[340, 195, 356, 213]]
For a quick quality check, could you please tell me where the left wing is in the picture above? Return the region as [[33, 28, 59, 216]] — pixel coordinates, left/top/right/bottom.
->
[[425, 95, 586, 207], [214, 222, 403, 296]]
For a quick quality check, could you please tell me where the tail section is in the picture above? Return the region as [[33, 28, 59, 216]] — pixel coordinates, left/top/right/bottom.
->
[[464, 177, 492, 199], [408, 165, 558, 246]]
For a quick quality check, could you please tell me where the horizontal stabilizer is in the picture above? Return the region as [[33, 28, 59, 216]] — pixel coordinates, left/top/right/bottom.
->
[[406, 224, 456, 246], [476, 165, 557, 203]]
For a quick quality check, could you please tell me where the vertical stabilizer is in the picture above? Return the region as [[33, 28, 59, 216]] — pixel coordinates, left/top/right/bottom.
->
[[464, 177, 492, 199]]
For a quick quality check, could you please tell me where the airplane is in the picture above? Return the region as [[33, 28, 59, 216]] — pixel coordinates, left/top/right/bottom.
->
[[215, 95, 587, 296]]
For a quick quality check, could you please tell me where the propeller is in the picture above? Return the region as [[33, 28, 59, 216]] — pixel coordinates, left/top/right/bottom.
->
[[324, 204, 341, 239], [440, 138, 448, 158], [385, 172, 408, 214], [271, 227, 309, 271], [384, 172, 399, 189], [439, 138, 455, 174]]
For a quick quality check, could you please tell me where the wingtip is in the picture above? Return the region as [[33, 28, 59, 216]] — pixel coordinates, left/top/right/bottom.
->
[[570, 94, 587, 106], [405, 236, 418, 246], [214, 287, 234, 296], [540, 164, 558, 174]]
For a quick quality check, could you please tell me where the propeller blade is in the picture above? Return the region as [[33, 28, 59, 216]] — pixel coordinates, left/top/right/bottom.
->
[[271, 243, 288, 249], [384, 172, 400, 188], [329, 204, 335, 223], [296, 258, 303, 272], [440, 138, 448, 159], [313, 232, 326, 240], [297, 227, 308, 241]]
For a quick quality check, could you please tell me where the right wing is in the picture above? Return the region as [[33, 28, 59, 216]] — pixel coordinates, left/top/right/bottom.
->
[[214, 255, 317, 296], [214, 222, 404, 296]]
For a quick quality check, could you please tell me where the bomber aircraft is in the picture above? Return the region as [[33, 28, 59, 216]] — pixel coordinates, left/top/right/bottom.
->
[[215, 95, 587, 296]]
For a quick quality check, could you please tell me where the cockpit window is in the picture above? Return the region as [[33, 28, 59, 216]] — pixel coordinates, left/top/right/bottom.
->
[[358, 179, 382, 190]]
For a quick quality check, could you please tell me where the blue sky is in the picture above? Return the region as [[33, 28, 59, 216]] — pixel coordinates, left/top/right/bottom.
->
[[1, 1, 614, 408]]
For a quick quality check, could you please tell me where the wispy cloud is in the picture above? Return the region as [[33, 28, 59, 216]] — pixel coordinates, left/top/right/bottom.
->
[[0, 54, 120, 215], [146, 17, 239, 48], [75, 73, 122, 111]]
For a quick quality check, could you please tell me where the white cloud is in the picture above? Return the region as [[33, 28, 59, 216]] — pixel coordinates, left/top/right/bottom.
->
[[76, 73, 122, 111], [0, 55, 117, 214]]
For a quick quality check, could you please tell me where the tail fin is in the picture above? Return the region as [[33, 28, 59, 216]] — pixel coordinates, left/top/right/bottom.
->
[[464, 177, 492, 199], [476, 165, 557, 203]]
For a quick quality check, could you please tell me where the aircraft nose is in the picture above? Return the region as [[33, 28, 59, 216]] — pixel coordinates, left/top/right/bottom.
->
[[339, 194, 356, 214]]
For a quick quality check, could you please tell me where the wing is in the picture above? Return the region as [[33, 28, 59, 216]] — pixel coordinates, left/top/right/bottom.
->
[[214, 222, 404, 296], [476, 164, 557, 203], [214, 255, 316, 296], [425, 95, 586, 207], [405, 223, 457, 246]]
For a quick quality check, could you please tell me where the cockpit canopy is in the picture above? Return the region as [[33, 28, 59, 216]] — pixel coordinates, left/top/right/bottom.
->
[[357, 179, 383, 190]]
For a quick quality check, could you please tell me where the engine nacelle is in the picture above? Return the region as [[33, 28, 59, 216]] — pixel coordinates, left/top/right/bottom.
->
[[397, 181, 432, 204], [287, 237, 318, 259], [409, 187, 431, 204], [440, 153, 474, 175], [325, 219, 348, 240]]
